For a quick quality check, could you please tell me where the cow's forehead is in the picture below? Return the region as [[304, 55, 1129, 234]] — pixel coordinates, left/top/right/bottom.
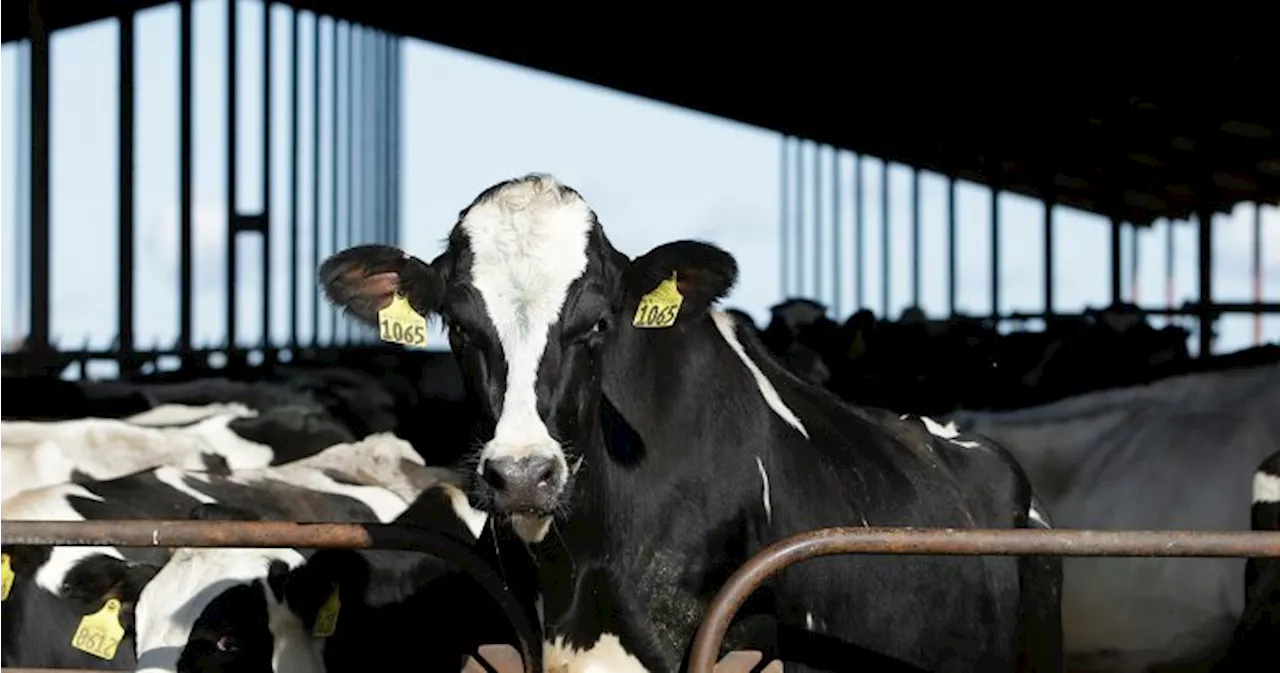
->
[[453, 175, 597, 331], [134, 547, 304, 671]]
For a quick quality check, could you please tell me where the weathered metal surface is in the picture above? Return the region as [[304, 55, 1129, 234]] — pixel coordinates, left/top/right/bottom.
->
[[686, 526, 1280, 673], [1, 520, 537, 673]]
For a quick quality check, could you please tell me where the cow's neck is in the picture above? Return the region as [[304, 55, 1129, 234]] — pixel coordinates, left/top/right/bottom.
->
[[533, 318, 771, 669]]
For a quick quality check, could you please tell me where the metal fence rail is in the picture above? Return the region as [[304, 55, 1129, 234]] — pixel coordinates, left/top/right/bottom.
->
[[0, 520, 539, 673], [687, 526, 1280, 673]]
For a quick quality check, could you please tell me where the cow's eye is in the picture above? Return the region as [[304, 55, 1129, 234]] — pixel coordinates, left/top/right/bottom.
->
[[591, 317, 608, 333], [216, 635, 240, 653]]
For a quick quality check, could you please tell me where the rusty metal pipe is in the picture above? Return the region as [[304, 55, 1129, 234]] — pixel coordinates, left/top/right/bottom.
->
[[687, 526, 1280, 673], [1, 520, 539, 673]]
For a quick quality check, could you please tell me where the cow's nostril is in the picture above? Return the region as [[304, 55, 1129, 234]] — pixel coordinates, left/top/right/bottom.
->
[[536, 461, 557, 486], [481, 461, 507, 490]]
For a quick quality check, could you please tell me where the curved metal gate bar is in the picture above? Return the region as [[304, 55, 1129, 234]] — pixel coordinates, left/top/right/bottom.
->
[[1, 520, 539, 673], [685, 526, 1280, 673]]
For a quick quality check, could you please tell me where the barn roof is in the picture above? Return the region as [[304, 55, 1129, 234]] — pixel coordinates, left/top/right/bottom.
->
[[6, 2, 1278, 227]]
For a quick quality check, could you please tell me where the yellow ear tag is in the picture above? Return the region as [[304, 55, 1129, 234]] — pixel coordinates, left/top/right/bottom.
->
[[377, 294, 428, 348], [312, 585, 340, 637], [71, 598, 125, 660], [1, 553, 13, 601], [632, 272, 683, 329]]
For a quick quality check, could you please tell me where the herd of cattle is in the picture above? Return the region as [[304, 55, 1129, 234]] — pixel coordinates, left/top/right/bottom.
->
[[1, 173, 1277, 673]]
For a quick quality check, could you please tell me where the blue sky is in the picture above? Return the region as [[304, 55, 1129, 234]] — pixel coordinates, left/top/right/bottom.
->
[[2, 0, 1278, 375]]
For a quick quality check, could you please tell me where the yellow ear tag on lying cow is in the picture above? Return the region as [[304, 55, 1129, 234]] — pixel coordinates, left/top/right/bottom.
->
[[632, 272, 683, 329], [378, 294, 428, 348], [71, 598, 125, 660], [1, 553, 13, 601], [312, 585, 340, 637]]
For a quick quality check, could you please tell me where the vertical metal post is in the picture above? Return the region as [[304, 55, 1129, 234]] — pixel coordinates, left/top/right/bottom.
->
[[28, 0, 51, 353], [831, 149, 841, 318], [881, 161, 890, 317], [1129, 225, 1140, 304], [854, 155, 863, 310], [990, 185, 1000, 322], [180, 0, 194, 354], [813, 144, 823, 304], [911, 167, 920, 309], [1110, 217, 1123, 305], [794, 141, 805, 298], [1254, 204, 1263, 345], [118, 8, 137, 373], [389, 37, 399, 248], [1043, 198, 1054, 318], [780, 136, 789, 298], [262, 0, 273, 350], [1197, 209, 1213, 357], [329, 19, 340, 343], [226, 0, 241, 350], [345, 25, 355, 343], [289, 7, 299, 348], [1165, 218, 1175, 316], [947, 177, 957, 316], [311, 13, 322, 346]]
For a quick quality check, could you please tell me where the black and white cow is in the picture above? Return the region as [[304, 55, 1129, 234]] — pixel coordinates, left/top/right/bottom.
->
[[1214, 450, 1280, 673], [1, 460, 413, 671], [320, 173, 1063, 672], [1, 403, 357, 501]]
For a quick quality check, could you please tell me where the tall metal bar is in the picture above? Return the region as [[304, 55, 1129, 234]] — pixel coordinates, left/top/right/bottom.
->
[[831, 149, 841, 318], [911, 167, 920, 308], [780, 137, 789, 298], [813, 144, 823, 304], [990, 186, 1000, 321], [1110, 218, 1123, 305], [329, 19, 340, 342], [311, 13, 321, 345], [226, 0, 239, 348], [1130, 225, 1140, 304], [881, 161, 890, 316], [28, 0, 50, 352], [793, 141, 805, 298], [1198, 210, 1213, 356], [289, 7, 300, 347], [1043, 198, 1054, 317], [261, 0, 273, 349], [1254, 204, 1264, 345], [344, 24, 356, 343], [392, 40, 401, 248], [854, 155, 863, 310], [179, 0, 194, 354], [1166, 218, 1176, 314], [947, 177, 957, 315], [118, 8, 136, 373]]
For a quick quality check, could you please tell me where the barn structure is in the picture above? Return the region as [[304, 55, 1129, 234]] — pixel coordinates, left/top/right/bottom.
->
[[2, 3, 1279, 672]]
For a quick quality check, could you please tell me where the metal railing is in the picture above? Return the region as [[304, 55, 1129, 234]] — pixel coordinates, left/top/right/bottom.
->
[[5, 522, 1280, 673]]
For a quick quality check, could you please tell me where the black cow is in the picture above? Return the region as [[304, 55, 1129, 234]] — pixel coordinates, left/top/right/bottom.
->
[[320, 173, 1063, 672], [1214, 450, 1280, 673]]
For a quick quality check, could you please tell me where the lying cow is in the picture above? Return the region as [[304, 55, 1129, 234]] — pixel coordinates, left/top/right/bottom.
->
[[319, 173, 1063, 672]]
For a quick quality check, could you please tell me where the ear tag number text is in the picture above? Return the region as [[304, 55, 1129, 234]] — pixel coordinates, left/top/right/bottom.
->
[[633, 272, 683, 329], [71, 598, 125, 660], [378, 294, 428, 347]]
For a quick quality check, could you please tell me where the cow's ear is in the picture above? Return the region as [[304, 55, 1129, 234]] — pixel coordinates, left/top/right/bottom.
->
[[319, 244, 445, 326], [625, 240, 738, 327], [281, 550, 371, 636], [59, 555, 161, 630]]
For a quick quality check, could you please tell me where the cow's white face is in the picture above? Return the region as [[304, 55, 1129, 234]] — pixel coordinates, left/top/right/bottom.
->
[[133, 547, 322, 673]]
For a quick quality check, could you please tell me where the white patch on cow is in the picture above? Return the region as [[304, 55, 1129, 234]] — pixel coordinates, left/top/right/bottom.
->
[[247, 464, 410, 523], [1029, 502, 1050, 528], [0, 484, 125, 595], [134, 547, 317, 673], [283, 432, 427, 503], [440, 482, 489, 539], [125, 402, 256, 427], [153, 466, 217, 504], [462, 176, 590, 492], [805, 611, 815, 630], [755, 455, 773, 524], [920, 416, 982, 449], [1253, 471, 1280, 504], [512, 513, 553, 543], [545, 632, 649, 672], [710, 311, 810, 439]]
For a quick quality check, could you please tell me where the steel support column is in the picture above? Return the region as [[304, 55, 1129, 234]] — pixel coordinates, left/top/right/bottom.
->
[[1110, 218, 1123, 305], [118, 8, 136, 375], [1198, 210, 1213, 357], [28, 0, 50, 353], [780, 137, 789, 298]]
